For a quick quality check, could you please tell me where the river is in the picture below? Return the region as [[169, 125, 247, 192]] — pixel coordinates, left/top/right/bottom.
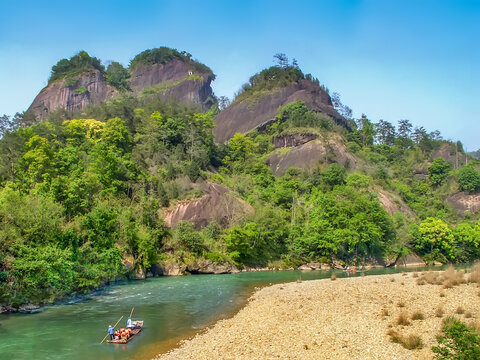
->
[[0, 266, 433, 360]]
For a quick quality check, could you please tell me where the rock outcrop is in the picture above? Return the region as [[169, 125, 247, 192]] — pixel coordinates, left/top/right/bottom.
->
[[28, 70, 117, 119], [164, 182, 254, 230], [213, 79, 347, 143], [377, 190, 415, 217], [446, 192, 480, 215], [432, 143, 467, 168], [27, 57, 215, 120], [130, 59, 214, 107], [267, 133, 356, 175]]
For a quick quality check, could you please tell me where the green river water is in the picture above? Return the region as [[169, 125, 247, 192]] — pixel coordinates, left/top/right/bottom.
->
[[0, 267, 432, 360]]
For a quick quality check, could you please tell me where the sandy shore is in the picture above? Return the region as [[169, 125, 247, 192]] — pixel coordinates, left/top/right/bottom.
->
[[155, 269, 480, 360]]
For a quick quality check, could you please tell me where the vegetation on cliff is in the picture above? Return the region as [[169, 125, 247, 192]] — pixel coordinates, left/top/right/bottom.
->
[[49, 51, 105, 84], [129, 46, 214, 77], [234, 54, 326, 104]]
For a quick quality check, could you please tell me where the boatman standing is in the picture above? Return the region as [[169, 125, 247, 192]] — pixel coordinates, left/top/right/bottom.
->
[[127, 317, 135, 330], [108, 325, 114, 340]]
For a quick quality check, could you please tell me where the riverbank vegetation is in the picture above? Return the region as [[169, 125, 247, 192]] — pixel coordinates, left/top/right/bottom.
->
[[1, 63, 480, 308]]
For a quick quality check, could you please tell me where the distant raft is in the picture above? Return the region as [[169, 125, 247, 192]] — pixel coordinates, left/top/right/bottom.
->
[[107, 321, 144, 344]]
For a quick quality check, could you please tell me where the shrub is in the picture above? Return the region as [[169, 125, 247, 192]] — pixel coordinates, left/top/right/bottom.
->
[[387, 330, 423, 350], [436, 307, 445, 318], [411, 311, 425, 321], [455, 306, 465, 315], [50, 51, 104, 83], [428, 158, 452, 187], [432, 317, 480, 359], [458, 165, 480, 193], [396, 312, 411, 326], [105, 61, 130, 92], [175, 221, 204, 254], [74, 86, 87, 94]]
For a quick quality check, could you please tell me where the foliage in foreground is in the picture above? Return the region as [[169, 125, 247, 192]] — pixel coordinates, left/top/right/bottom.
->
[[432, 317, 480, 359]]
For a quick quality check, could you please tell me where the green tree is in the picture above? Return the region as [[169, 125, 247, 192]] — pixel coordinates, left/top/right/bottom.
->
[[225, 133, 254, 164], [298, 181, 394, 262], [175, 221, 204, 254], [458, 165, 480, 193], [428, 158, 452, 187], [322, 163, 346, 189], [415, 217, 455, 261], [453, 222, 479, 261], [105, 61, 130, 91]]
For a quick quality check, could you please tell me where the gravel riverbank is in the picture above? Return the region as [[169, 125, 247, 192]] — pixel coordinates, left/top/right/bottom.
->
[[155, 268, 480, 359]]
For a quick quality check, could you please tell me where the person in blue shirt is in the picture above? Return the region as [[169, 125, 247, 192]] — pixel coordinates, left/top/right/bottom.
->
[[108, 325, 114, 340], [127, 317, 135, 330]]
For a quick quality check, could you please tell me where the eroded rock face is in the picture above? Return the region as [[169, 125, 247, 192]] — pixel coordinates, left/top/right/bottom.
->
[[164, 182, 254, 229], [267, 136, 356, 176], [446, 192, 480, 215], [432, 143, 467, 168], [153, 262, 187, 276], [377, 191, 415, 218], [28, 70, 117, 119], [213, 79, 347, 143], [28, 59, 215, 120], [130, 60, 214, 108], [186, 259, 240, 274], [274, 133, 318, 148]]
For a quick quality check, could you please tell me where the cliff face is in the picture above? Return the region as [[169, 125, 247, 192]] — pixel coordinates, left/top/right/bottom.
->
[[267, 133, 356, 176], [131, 60, 214, 108], [213, 79, 348, 143], [28, 70, 117, 119], [28, 59, 214, 120], [164, 183, 254, 230]]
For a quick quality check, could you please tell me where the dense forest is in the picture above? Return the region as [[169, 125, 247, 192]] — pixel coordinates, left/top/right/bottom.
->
[[1, 57, 480, 308]]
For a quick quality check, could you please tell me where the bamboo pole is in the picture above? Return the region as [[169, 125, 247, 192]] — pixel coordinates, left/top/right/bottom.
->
[[129, 307, 134, 319], [100, 316, 123, 344]]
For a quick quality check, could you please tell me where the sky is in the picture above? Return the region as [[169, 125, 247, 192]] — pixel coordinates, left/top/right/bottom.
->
[[0, 0, 479, 150]]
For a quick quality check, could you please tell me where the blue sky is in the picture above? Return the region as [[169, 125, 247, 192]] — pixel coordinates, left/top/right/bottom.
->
[[0, 0, 479, 150]]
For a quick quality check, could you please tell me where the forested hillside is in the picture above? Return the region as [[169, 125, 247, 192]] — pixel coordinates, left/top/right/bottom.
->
[[1, 57, 480, 309]]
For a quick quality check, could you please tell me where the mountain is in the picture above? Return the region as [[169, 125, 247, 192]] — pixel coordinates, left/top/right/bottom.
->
[[27, 48, 214, 120], [214, 69, 347, 143], [2, 54, 480, 311]]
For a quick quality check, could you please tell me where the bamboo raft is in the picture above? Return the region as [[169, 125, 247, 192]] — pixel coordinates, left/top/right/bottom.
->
[[107, 321, 144, 344]]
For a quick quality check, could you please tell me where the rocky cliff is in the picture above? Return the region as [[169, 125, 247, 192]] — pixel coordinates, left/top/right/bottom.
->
[[164, 182, 254, 230], [27, 54, 214, 120], [28, 70, 117, 119], [267, 132, 356, 175], [130, 59, 214, 107], [213, 79, 347, 143]]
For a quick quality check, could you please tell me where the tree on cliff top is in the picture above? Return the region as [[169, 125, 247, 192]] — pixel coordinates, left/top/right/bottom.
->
[[49, 51, 105, 84], [129, 46, 213, 76]]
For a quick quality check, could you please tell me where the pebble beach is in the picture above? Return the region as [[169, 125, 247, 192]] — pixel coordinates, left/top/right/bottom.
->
[[155, 268, 480, 360]]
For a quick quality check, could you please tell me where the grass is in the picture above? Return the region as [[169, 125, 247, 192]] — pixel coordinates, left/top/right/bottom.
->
[[74, 86, 87, 94], [416, 266, 466, 289], [396, 312, 411, 326], [411, 311, 425, 321], [397, 301, 406, 308], [381, 308, 390, 317], [436, 307, 444, 318], [456, 306, 465, 314], [387, 330, 423, 350], [468, 262, 480, 284]]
